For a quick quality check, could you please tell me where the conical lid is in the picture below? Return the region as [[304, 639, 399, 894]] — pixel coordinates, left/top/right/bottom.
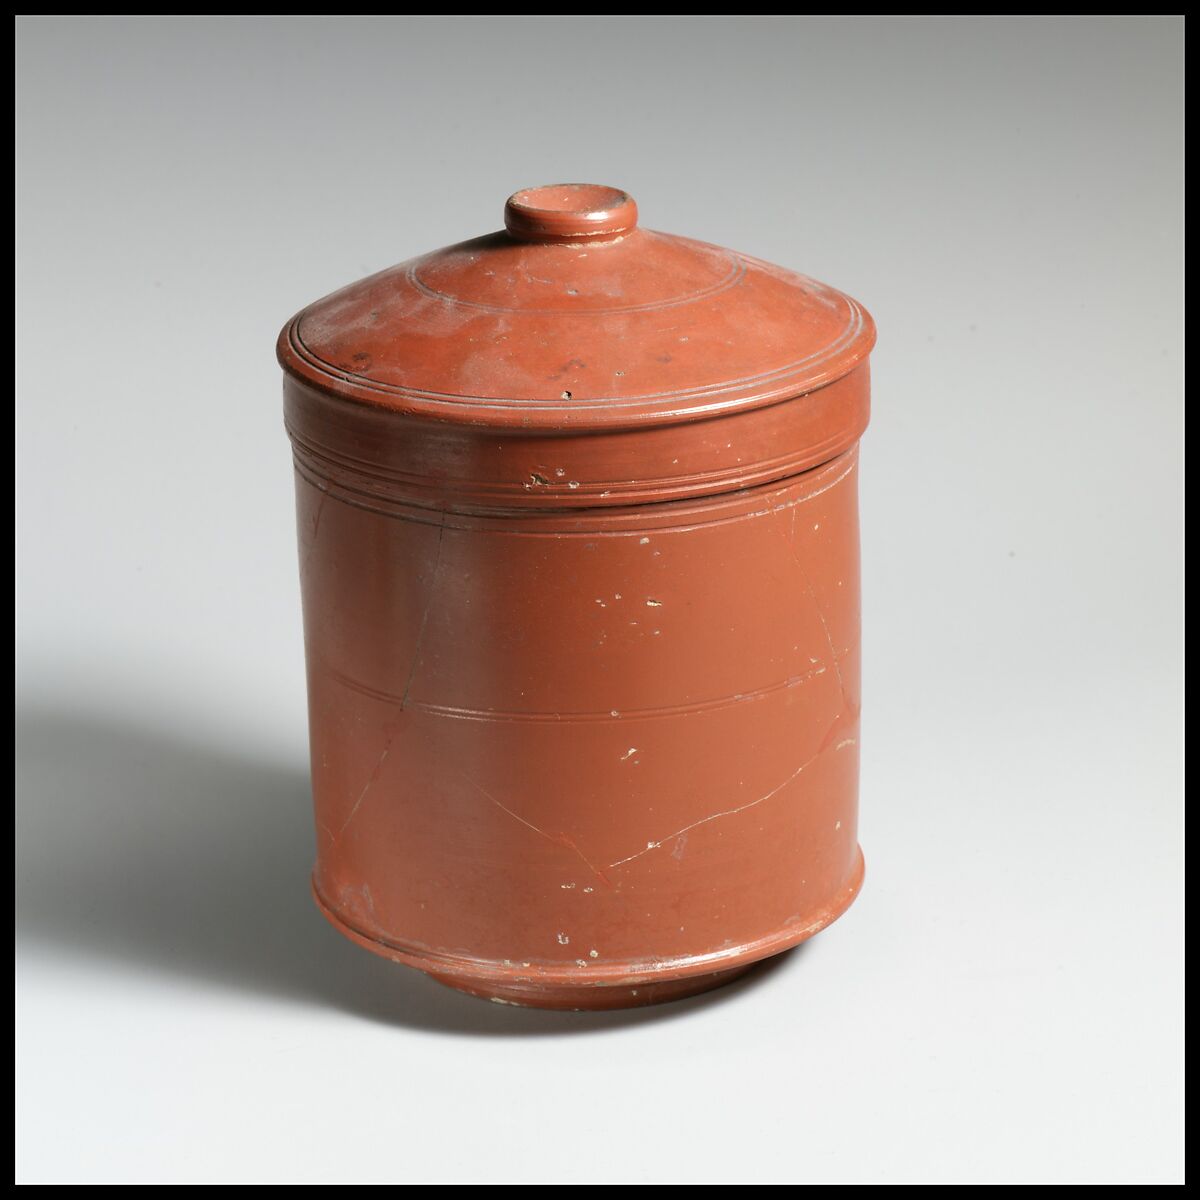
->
[[278, 183, 875, 434]]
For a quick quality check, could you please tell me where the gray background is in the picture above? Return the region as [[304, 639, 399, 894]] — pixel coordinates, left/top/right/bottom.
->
[[16, 16, 1183, 1185]]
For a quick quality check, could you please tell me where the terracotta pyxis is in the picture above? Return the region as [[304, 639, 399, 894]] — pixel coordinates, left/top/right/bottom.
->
[[277, 184, 875, 1009]]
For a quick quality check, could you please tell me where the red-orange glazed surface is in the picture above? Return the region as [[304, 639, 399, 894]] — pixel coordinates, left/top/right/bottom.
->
[[278, 184, 875, 1009]]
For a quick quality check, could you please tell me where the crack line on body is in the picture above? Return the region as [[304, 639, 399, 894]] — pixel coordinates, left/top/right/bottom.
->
[[607, 735, 855, 870], [450, 766, 612, 887], [400, 517, 447, 709], [329, 737, 395, 846], [298, 480, 330, 580], [776, 505, 855, 715]]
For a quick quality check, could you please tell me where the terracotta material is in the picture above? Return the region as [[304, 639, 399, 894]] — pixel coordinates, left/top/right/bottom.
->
[[277, 184, 875, 1009]]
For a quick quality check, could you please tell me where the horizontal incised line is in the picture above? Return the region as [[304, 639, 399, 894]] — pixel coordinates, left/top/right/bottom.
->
[[286, 419, 858, 511], [406, 253, 746, 316], [292, 452, 857, 535], [320, 659, 845, 722]]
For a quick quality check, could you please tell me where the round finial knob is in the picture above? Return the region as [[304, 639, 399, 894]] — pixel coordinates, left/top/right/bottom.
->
[[504, 184, 637, 244]]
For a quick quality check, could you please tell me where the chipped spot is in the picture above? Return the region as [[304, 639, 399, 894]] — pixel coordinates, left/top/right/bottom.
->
[[639, 536, 650, 545], [529, 472, 550, 486], [557, 932, 570, 945], [561, 882, 576, 889], [646, 598, 663, 607], [589, 949, 599, 959], [620, 747, 637, 761]]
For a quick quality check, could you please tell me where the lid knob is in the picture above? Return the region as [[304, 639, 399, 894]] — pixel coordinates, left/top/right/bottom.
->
[[504, 183, 637, 244]]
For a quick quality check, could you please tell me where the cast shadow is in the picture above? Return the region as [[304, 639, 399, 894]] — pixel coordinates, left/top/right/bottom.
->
[[15, 707, 807, 1037]]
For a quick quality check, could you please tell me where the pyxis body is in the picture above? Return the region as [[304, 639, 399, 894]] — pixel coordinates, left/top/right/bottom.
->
[[278, 185, 875, 1008]]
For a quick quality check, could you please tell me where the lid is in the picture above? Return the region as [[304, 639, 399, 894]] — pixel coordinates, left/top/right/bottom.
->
[[277, 183, 875, 433]]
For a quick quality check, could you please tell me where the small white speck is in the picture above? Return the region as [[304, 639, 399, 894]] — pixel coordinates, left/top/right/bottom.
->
[[614, 593, 622, 600], [589, 949, 599, 958], [610, 710, 620, 717], [639, 536, 650, 544], [620, 747, 637, 761], [835, 820, 842, 830], [583, 887, 594, 894], [813, 523, 820, 530], [561, 882, 576, 889]]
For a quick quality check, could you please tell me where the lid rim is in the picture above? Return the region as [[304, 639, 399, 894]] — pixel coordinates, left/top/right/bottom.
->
[[277, 305, 875, 432]]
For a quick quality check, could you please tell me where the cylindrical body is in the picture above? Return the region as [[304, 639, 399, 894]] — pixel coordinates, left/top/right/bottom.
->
[[279, 185, 875, 1008]]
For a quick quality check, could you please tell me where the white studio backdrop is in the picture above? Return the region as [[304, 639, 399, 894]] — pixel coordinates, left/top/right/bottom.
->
[[17, 16, 1183, 1184]]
